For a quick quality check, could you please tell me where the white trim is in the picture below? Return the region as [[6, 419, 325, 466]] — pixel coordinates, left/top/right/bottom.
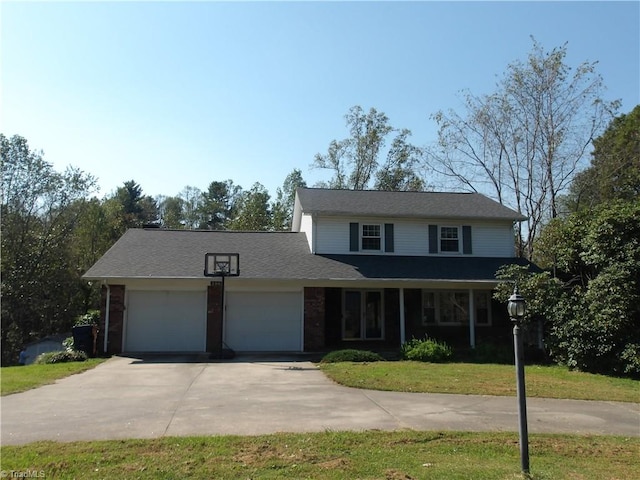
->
[[468, 288, 476, 348], [361, 223, 382, 252], [399, 287, 406, 346], [439, 225, 462, 254], [103, 282, 110, 353]]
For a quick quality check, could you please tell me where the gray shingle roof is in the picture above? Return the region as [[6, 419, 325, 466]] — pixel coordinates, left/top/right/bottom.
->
[[83, 229, 532, 282], [296, 188, 526, 221]]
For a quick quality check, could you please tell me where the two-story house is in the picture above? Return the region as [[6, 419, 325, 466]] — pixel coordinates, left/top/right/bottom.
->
[[83, 188, 530, 355]]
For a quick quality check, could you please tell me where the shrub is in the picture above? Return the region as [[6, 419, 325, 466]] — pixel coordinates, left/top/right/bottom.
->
[[34, 350, 87, 364], [401, 337, 453, 363], [62, 336, 75, 352], [75, 309, 100, 326], [321, 349, 385, 363]]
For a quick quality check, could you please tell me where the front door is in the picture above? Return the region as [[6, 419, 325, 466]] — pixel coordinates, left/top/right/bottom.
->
[[343, 290, 384, 340]]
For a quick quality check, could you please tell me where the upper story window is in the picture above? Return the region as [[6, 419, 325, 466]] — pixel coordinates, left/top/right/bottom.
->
[[429, 224, 472, 255], [440, 226, 460, 253], [361, 224, 381, 250]]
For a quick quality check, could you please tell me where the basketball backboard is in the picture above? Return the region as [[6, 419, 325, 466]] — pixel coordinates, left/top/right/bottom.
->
[[204, 253, 240, 277]]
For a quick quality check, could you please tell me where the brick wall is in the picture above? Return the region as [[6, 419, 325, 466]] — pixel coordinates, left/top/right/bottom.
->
[[99, 285, 125, 355], [304, 287, 325, 351]]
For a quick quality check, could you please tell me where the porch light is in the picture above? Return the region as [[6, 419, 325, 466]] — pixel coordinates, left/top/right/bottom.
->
[[507, 287, 526, 321], [507, 285, 529, 474]]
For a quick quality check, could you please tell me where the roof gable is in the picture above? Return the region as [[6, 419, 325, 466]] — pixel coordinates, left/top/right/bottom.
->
[[294, 188, 526, 221]]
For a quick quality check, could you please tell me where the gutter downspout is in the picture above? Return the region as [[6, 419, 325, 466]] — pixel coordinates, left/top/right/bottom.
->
[[103, 282, 111, 354]]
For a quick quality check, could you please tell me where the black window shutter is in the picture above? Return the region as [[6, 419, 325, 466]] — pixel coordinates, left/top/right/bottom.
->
[[349, 222, 359, 251], [462, 225, 472, 254], [384, 223, 394, 252], [428, 225, 438, 253]]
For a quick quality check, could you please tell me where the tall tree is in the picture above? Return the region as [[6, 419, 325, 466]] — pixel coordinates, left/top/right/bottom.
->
[[272, 169, 307, 231], [156, 195, 186, 229], [228, 182, 271, 231], [427, 39, 619, 258], [536, 201, 640, 376], [111, 180, 158, 229], [199, 180, 242, 230], [562, 105, 640, 213], [374, 128, 426, 191], [1, 134, 96, 364], [313, 106, 424, 191], [178, 185, 203, 229]]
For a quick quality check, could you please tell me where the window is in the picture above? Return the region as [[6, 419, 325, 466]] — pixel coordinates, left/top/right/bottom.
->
[[420, 290, 493, 326], [361, 224, 381, 250], [439, 291, 468, 324], [440, 226, 460, 253]]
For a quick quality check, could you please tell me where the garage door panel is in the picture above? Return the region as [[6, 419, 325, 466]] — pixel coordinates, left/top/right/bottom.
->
[[125, 291, 206, 352], [225, 292, 301, 352]]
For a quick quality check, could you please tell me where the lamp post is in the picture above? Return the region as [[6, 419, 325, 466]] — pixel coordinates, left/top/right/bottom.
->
[[508, 286, 529, 475]]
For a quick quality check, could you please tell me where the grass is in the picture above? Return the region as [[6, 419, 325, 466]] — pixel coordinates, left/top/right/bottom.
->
[[1, 358, 107, 396], [1, 431, 638, 479], [320, 361, 640, 403]]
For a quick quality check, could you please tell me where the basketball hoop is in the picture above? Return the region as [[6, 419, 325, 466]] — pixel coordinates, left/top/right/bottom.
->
[[204, 253, 239, 277], [204, 253, 239, 358]]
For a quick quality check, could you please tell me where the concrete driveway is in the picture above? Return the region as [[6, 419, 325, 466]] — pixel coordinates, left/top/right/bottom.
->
[[1, 355, 638, 445]]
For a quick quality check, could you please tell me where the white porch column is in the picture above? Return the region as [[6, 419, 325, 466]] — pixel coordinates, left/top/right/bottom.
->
[[468, 289, 476, 348], [399, 287, 406, 346]]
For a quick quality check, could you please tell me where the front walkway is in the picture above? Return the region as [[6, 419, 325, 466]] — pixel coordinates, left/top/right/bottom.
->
[[1, 356, 638, 445]]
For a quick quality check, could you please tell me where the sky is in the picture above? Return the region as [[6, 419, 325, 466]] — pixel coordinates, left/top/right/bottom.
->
[[2, 1, 639, 201]]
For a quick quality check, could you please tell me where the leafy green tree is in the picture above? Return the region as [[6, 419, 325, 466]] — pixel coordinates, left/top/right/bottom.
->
[[374, 129, 426, 191], [157, 195, 185, 229], [313, 106, 424, 191], [178, 186, 203, 229], [428, 39, 619, 258], [272, 169, 307, 231], [199, 180, 242, 230], [228, 182, 271, 231], [111, 180, 158, 229], [563, 105, 640, 213], [494, 264, 561, 328], [535, 201, 640, 376], [1, 134, 96, 364]]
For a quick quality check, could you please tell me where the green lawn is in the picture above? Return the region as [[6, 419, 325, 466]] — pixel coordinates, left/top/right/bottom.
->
[[1, 359, 107, 396], [320, 361, 640, 403], [1, 431, 638, 479]]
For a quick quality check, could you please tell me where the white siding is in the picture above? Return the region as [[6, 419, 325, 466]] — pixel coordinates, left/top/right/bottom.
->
[[470, 222, 516, 257], [300, 213, 314, 252], [394, 220, 429, 255], [315, 217, 351, 253], [313, 216, 516, 257]]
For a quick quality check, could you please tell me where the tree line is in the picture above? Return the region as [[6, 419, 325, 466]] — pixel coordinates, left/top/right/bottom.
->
[[2, 38, 638, 374]]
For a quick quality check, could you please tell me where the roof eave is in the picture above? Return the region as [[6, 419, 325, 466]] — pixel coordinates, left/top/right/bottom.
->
[[307, 210, 527, 222]]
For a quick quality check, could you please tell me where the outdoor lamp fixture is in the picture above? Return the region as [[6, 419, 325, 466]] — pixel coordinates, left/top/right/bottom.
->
[[508, 286, 529, 474], [508, 288, 526, 320]]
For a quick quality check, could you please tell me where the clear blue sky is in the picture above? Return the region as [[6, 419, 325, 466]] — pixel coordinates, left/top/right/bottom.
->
[[2, 1, 639, 200]]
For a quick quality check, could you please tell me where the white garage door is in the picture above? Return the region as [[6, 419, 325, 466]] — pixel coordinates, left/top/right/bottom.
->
[[125, 290, 206, 352], [225, 291, 302, 352]]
